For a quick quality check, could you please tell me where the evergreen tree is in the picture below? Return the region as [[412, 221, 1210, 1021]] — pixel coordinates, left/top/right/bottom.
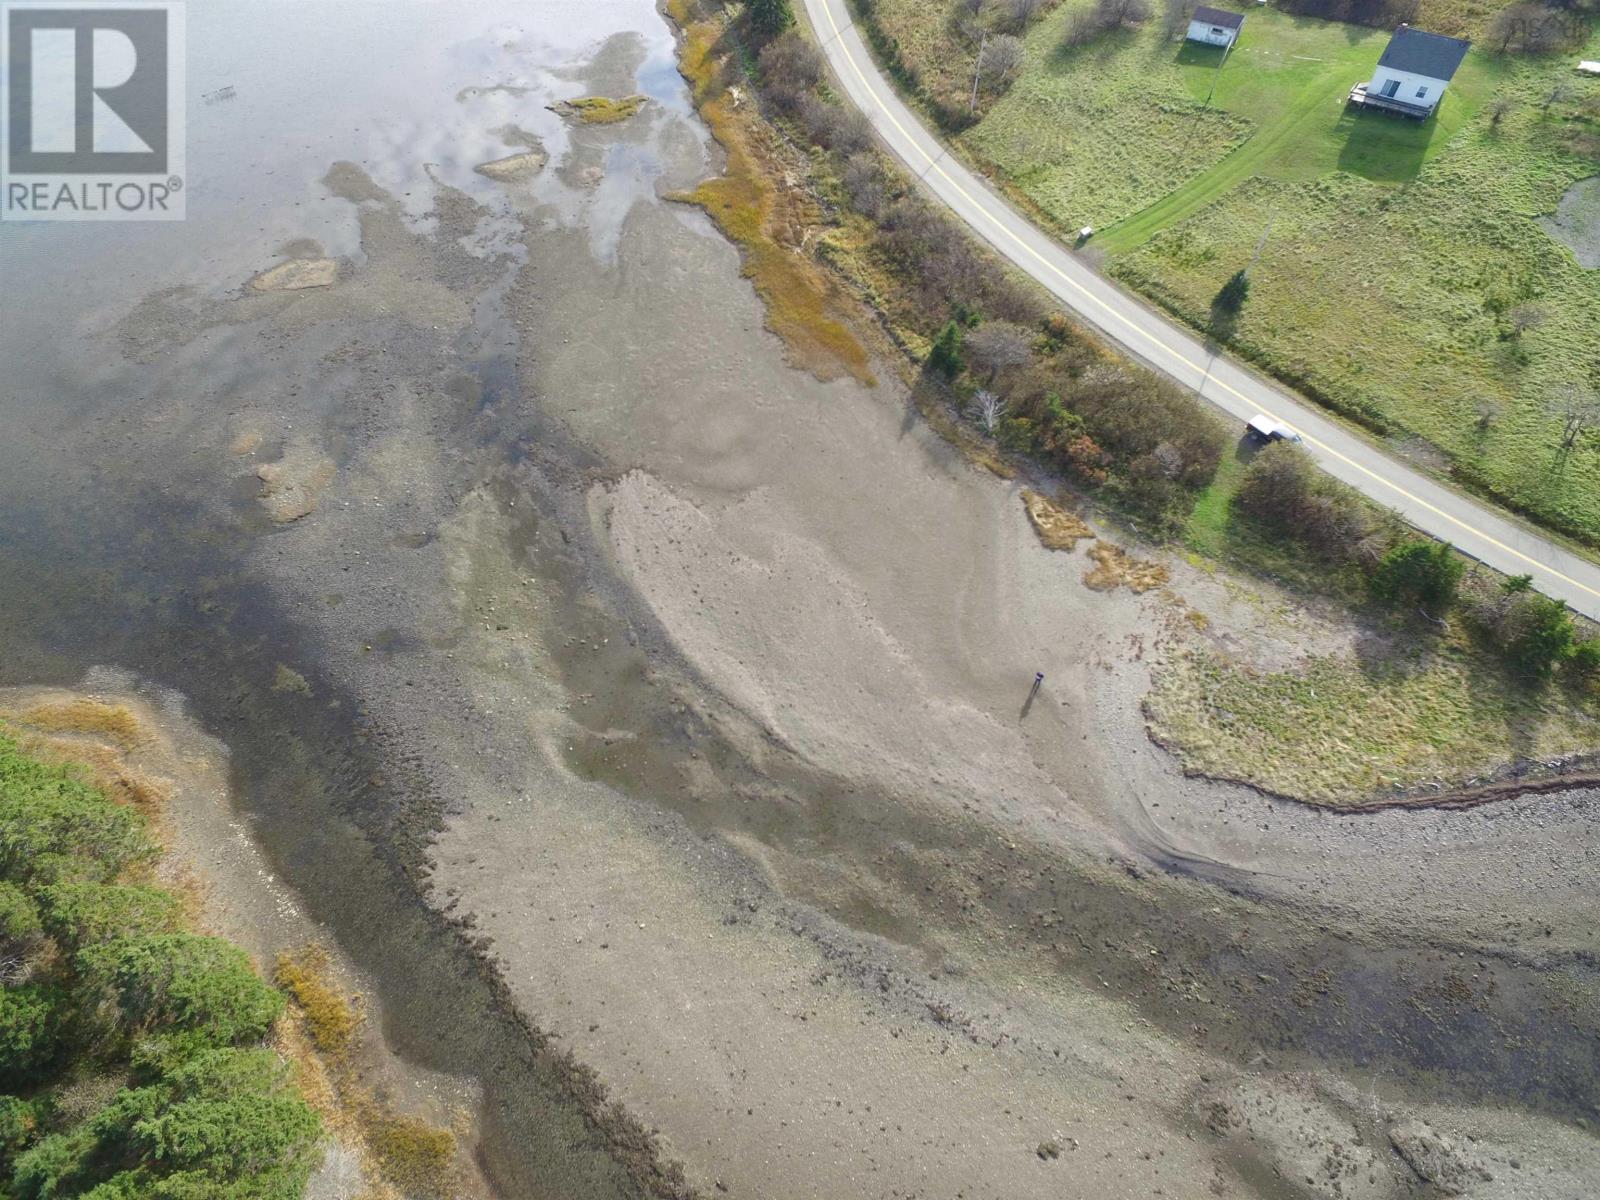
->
[[1505, 595, 1576, 678], [928, 320, 965, 380], [748, 0, 795, 36]]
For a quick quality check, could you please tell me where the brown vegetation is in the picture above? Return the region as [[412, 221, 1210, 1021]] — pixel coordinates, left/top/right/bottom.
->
[[1485, 2, 1590, 53], [274, 940, 465, 1200], [667, 2, 874, 384], [1064, 0, 1153, 46], [274, 944, 362, 1060], [1022, 488, 1095, 548], [1231, 441, 1382, 566], [1084, 540, 1170, 592], [8, 698, 146, 750]]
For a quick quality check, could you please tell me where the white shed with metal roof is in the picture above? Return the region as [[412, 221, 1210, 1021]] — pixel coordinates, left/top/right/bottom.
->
[[1187, 6, 1245, 48]]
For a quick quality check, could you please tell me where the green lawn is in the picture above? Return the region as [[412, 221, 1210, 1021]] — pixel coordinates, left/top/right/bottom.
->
[[866, 0, 1600, 546], [1111, 37, 1600, 539], [963, 8, 1500, 243], [1097, 18, 1502, 252]]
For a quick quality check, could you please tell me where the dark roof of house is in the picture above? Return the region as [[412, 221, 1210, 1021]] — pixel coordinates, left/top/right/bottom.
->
[[1192, 5, 1245, 29], [1378, 24, 1470, 80]]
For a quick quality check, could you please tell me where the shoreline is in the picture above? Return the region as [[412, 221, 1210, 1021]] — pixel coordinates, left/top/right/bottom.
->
[[661, 0, 1600, 815], [0, 681, 493, 1200]]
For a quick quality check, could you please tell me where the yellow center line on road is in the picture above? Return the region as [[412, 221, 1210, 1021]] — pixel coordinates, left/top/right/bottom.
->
[[816, 0, 1600, 603]]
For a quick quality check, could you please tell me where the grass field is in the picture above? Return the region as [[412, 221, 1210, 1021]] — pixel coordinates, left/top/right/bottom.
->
[[1148, 637, 1600, 804], [963, 10, 1501, 239], [864, 0, 1600, 545]]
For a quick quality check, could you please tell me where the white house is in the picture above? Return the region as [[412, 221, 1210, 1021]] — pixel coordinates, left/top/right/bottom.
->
[[1350, 24, 1470, 118], [1186, 6, 1244, 48]]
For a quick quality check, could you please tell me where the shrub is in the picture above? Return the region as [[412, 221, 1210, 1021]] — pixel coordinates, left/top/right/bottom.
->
[[0, 738, 155, 887], [0, 1095, 39, 1156], [978, 35, 1025, 92], [38, 882, 183, 950], [758, 31, 820, 93], [77, 934, 285, 1048], [1062, 434, 1112, 485], [1233, 441, 1374, 561], [1370, 539, 1464, 615], [0, 986, 64, 1089], [1487, 3, 1582, 54], [1273, 0, 1418, 29], [0, 882, 43, 956], [990, 0, 1050, 33], [1123, 443, 1192, 520], [1568, 637, 1600, 681], [798, 96, 872, 154], [758, 32, 821, 115], [882, 196, 947, 262], [1064, 0, 1151, 45], [1501, 594, 1577, 677], [965, 319, 1034, 384], [12, 1049, 320, 1200], [840, 153, 889, 219]]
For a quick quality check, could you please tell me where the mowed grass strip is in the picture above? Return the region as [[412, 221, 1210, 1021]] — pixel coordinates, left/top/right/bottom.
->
[[1113, 54, 1600, 538]]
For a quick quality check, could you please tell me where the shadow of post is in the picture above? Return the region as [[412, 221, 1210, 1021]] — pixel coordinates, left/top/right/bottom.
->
[[1020, 675, 1043, 720]]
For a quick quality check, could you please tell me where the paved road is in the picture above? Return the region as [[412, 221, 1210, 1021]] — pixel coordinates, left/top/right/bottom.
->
[[801, 0, 1600, 621]]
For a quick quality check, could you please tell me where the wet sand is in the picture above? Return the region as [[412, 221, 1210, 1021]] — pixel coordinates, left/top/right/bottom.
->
[[0, 2, 1597, 1198]]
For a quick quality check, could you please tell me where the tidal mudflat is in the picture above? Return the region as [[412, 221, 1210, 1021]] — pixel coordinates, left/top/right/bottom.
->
[[1, 2, 1596, 1198]]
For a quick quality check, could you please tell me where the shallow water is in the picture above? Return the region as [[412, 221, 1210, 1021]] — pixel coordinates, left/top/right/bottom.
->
[[0, 1, 706, 1194]]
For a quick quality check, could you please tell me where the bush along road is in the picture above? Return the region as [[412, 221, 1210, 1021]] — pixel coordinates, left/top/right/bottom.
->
[[801, 0, 1600, 621]]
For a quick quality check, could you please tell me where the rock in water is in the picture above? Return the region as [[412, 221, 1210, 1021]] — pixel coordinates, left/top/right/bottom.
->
[[256, 444, 335, 523], [248, 258, 339, 292], [474, 150, 548, 182]]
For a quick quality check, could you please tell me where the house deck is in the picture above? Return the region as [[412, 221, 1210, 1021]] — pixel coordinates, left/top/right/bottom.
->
[[1347, 83, 1432, 119]]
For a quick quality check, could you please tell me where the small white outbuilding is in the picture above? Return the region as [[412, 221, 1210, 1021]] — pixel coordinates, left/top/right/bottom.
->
[[1186, 6, 1245, 49]]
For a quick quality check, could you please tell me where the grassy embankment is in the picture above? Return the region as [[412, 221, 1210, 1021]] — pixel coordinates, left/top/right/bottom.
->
[[867, 0, 1600, 547], [559, 94, 651, 124], [1147, 630, 1600, 804], [676, 1, 1600, 805]]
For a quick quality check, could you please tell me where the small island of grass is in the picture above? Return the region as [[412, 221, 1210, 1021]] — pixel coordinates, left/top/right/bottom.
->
[[555, 93, 649, 124]]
